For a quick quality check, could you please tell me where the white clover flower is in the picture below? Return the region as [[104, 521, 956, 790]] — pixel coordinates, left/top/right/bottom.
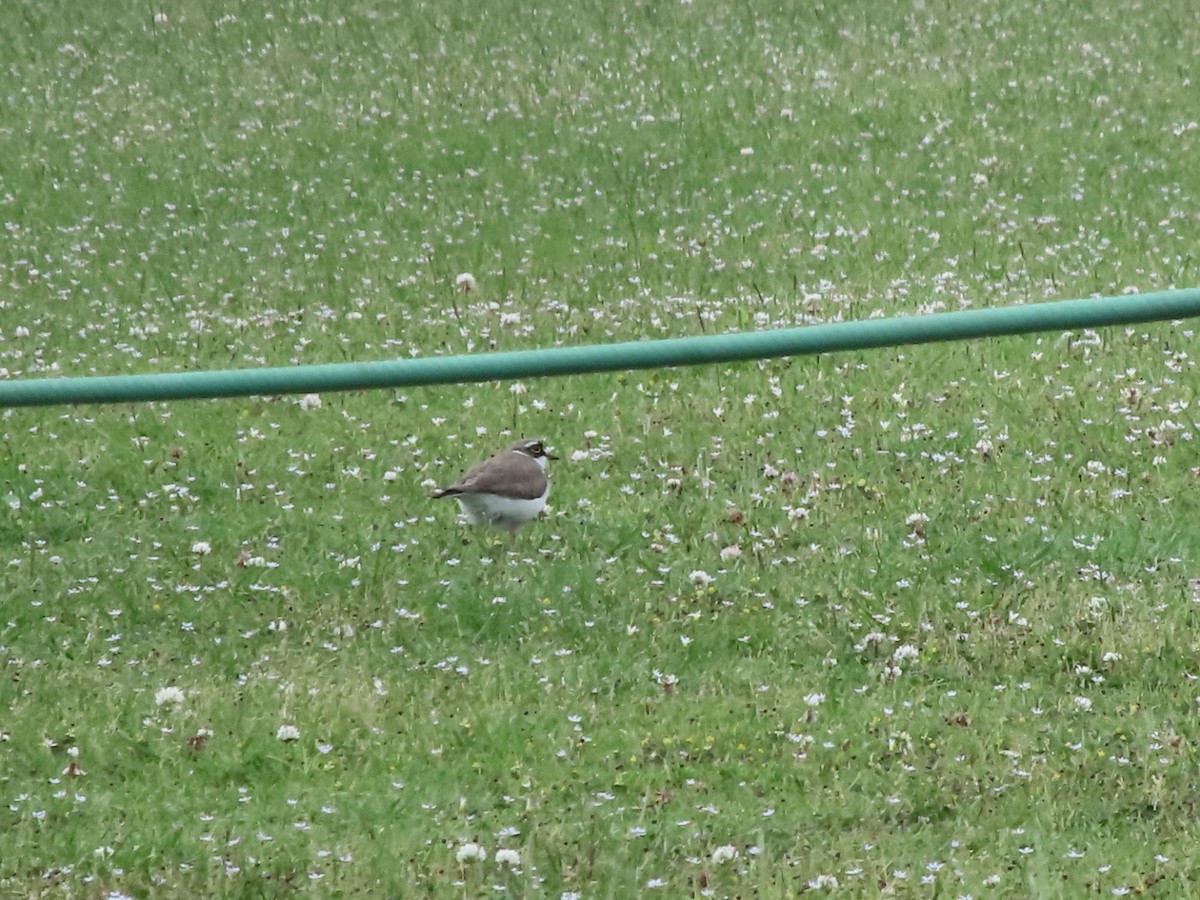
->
[[154, 686, 186, 707], [689, 570, 714, 588], [494, 848, 521, 868], [190, 541, 212, 556], [711, 844, 738, 864], [807, 874, 840, 889], [455, 272, 477, 293], [893, 644, 920, 661], [276, 724, 301, 742], [719, 545, 742, 561], [153, 11, 169, 24], [804, 692, 826, 707], [455, 842, 487, 863], [299, 393, 322, 411], [1073, 696, 1093, 712], [855, 631, 890, 651]]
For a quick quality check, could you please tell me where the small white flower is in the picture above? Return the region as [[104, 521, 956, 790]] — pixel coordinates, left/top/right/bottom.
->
[[455, 842, 487, 864], [689, 570, 714, 588], [455, 272, 477, 293], [494, 848, 521, 868], [299, 393, 322, 411], [711, 844, 738, 864], [893, 644, 920, 661], [1073, 696, 1093, 712], [657, 671, 678, 688], [276, 724, 301, 742], [905, 512, 929, 538], [807, 874, 840, 889], [153, 11, 169, 24], [191, 541, 212, 555], [804, 692, 826, 707], [154, 686, 186, 707], [719, 545, 742, 561]]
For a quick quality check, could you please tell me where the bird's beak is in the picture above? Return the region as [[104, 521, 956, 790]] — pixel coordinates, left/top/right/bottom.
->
[[546, 449, 560, 460]]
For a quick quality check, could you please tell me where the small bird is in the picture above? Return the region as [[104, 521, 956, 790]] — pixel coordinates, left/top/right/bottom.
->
[[431, 438, 557, 532]]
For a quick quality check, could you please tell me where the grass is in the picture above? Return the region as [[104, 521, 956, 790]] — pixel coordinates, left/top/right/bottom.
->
[[1, 0, 1199, 895]]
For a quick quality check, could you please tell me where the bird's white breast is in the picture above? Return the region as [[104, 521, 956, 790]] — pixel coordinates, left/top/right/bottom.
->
[[455, 489, 548, 532]]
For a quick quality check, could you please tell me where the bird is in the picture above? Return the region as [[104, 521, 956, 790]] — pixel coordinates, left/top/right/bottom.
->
[[430, 438, 557, 532]]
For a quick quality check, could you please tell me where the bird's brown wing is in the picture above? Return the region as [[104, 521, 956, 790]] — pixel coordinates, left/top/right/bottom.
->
[[458, 457, 546, 499], [432, 452, 547, 500]]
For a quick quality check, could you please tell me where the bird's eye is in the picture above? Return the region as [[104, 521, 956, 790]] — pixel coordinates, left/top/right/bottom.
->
[[530, 442, 543, 455]]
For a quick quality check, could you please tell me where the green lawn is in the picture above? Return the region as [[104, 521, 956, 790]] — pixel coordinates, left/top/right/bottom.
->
[[1, 0, 1199, 896]]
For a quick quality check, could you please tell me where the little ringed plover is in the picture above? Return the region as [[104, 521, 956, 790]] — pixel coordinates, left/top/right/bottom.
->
[[431, 438, 556, 532]]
